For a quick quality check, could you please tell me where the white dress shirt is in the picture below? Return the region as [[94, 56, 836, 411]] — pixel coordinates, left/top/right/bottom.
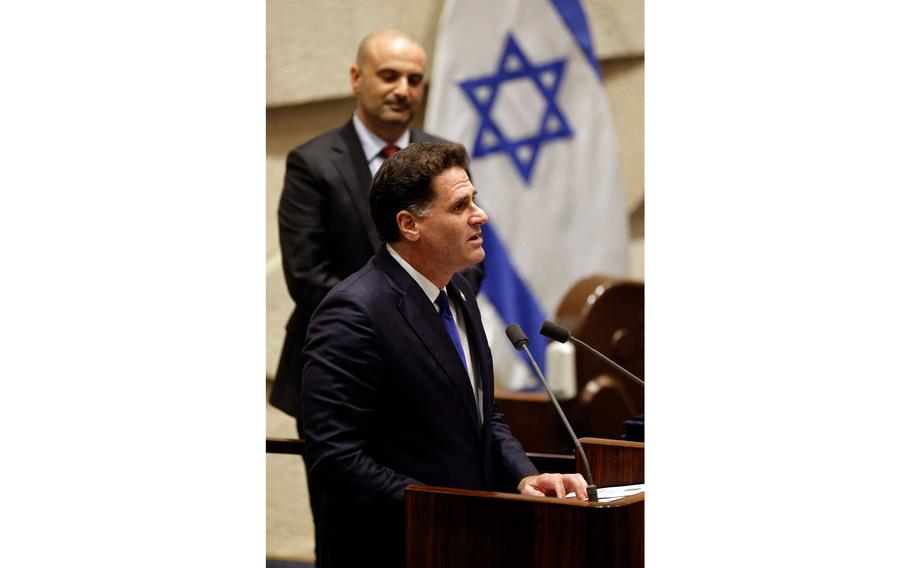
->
[[352, 114, 411, 177]]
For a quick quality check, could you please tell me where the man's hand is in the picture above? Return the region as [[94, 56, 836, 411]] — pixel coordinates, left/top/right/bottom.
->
[[518, 473, 589, 500]]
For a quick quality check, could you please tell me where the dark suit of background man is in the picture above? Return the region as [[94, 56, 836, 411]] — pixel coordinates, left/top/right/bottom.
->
[[302, 142, 588, 567], [268, 29, 483, 548]]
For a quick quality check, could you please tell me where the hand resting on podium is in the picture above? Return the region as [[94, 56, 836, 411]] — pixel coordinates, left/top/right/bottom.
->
[[518, 472, 589, 500]]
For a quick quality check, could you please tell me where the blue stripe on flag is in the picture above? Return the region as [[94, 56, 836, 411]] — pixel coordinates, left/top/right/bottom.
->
[[480, 221, 548, 388], [549, 0, 602, 80]]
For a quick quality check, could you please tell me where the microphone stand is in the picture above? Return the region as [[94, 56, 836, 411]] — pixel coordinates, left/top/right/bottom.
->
[[507, 324, 599, 502], [569, 335, 644, 388], [540, 320, 644, 387]]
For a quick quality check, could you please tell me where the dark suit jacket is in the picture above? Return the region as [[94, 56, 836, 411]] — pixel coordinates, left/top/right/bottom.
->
[[270, 120, 483, 417], [301, 246, 536, 567]]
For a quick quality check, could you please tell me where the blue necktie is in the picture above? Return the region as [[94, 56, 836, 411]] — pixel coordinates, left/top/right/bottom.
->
[[435, 290, 468, 372]]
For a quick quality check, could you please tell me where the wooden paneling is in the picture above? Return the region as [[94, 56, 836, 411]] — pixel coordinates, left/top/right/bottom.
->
[[579, 437, 644, 487], [405, 486, 643, 568], [405, 438, 645, 567]]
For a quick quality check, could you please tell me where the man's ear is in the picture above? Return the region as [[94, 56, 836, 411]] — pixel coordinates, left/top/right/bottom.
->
[[396, 210, 420, 242], [350, 64, 361, 94]]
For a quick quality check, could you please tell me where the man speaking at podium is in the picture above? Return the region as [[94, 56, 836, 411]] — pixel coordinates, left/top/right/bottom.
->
[[301, 142, 587, 566]]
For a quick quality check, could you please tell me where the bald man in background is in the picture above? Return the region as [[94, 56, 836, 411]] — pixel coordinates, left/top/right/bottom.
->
[[269, 29, 484, 560]]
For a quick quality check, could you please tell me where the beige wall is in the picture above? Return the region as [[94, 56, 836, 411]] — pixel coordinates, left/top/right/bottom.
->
[[267, 0, 642, 106], [266, 2, 643, 560]]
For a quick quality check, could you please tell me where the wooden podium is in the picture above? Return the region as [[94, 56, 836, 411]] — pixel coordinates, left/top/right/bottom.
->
[[404, 438, 644, 567]]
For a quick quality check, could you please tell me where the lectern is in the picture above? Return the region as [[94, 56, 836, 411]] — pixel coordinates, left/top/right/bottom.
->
[[404, 438, 644, 567]]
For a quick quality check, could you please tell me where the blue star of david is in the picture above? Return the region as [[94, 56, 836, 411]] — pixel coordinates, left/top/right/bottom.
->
[[458, 34, 573, 184]]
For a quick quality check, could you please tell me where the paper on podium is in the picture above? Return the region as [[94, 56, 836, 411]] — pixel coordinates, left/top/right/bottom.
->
[[566, 484, 644, 502]]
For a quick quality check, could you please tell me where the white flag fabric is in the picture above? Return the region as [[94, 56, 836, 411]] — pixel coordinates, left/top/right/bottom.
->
[[426, 0, 629, 390]]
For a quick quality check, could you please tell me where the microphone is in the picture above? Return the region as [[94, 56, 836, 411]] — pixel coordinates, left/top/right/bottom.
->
[[505, 324, 599, 502], [540, 320, 644, 387]]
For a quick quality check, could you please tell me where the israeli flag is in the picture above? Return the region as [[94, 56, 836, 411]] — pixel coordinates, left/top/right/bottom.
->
[[426, 0, 629, 390]]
